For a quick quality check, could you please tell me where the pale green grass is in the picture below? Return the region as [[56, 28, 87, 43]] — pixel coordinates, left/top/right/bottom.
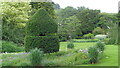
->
[[60, 42, 95, 51]]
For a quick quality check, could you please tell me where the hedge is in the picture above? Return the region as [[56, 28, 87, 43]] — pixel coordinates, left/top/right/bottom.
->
[[25, 36, 59, 53]]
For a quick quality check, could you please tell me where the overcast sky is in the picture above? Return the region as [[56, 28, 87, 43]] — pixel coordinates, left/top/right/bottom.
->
[[52, 0, 119, 13]]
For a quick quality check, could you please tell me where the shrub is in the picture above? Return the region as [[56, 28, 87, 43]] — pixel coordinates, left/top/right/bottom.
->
[[88, 46, 99, 64], [67, 42, 74, 49], [1, 41, 24, 53], [93, 27, 105, 35], [26, 8, 57, 36], [30, 48, 43, 66], [95, 41, 105, 52], [25, 36, 59, 53], [83, 33, 94, 39], [25, 8, 59, 53]]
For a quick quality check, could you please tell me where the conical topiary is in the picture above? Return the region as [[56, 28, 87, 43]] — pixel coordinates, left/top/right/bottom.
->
[[26, 8, 57, 36], [25, 8, 59, 53]]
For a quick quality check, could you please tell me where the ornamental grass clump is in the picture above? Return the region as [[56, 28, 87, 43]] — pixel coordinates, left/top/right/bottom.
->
[[88, 46, 99, 64], [30, 48, 43, 66]]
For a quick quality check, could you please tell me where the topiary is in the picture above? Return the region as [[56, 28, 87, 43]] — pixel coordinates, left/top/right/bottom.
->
[[25, 8, 59, 53], [26, 8, 57, 36]]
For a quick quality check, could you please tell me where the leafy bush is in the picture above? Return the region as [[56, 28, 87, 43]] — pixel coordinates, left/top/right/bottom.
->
[[83, 33, 94, 39], [25, 36, 59, 53], [93, 27, 105, 35], [95, 41, 105, 52], [1, 41, 24, 53], [30, 48, 43, 66], [67, 42, 74, 49], [25, 8, 59, 53], [88, 46, 99, 64]]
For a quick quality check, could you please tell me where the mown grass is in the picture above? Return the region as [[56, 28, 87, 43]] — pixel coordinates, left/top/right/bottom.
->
[[60, 42, 118, 66], [60, 42, 95, 51]]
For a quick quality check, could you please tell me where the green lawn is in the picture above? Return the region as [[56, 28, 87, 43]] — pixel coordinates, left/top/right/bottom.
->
[[60, 42, 95, 51], [60, 42, 118, 66]]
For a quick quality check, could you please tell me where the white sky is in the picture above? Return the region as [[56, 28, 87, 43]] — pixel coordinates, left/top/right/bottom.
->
[[52, 0, 120, 13]]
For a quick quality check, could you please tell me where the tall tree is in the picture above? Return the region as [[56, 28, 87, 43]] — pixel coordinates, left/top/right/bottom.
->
[[2, 2, 30, 45], [76, 9, 100, 34]]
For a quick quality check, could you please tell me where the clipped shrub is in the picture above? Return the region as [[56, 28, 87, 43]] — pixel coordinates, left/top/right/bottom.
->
[[1, 40, 24, 53], [25, 8, 59, 53], [88, 46, 99, 64], [26, 9, 57, 36], [30, 48, 43, 66], [95, 41, 105, 52], [25, 36, 59, 53], [67, 42, 74, 49], [83, 33, 94, 39]]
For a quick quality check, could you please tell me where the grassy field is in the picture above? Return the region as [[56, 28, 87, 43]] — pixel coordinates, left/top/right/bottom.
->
[[60, 42, 118, 66]]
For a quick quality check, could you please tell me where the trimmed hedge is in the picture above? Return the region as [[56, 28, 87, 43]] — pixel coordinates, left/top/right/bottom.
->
[[25, 36, 59, 53], [26, 8, 57, 36]]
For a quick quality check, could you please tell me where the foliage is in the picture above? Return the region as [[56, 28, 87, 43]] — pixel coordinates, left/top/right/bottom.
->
[[25, 8, 59, 53], [88, 46, 99, 64], [30, 1, 56, 18], [30, 48, 43, 66], [76, 9, 100, 34], [93, 27, 105, 35], [101, 38, 110, 45], [25, 36, 59, 53], [117, 12, 120, 45], [26, 8, 57, 36], [67, 42, 74, 49], [95, 41, 105, 52], [97, 13, 117, 29], [1, 40, 24, 53], [83, 33, 94, 39], [58, 32, 69, 41], [57, 6, 78, 18], [58, 16, 80, 41], [2, 2, 30, 45]]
